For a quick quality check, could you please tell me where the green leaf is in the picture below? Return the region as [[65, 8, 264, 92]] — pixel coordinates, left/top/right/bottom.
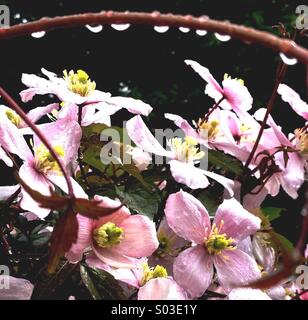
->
[[122, 164, 150, 190], [262, 207, 285, 222], [208, 149, 243, 176], [271, 232, 295, 253], [115, 182, 161, 220], [196, 190, 221, 216], [80, 265, 126, 300]]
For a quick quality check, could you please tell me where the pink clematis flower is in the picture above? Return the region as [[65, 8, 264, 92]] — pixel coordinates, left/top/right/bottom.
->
[[0, 276, 34, 300], [0, 113, 85, 218], [185, 60, 253, 117], [126, 115, 234, 194], [253, 108, 305, 199], [66, 196, 159, 268], [165, 190, 261, 298], [165, 108, 260, 163], [278, 84, 308, 120], [20, 68, 153, 117], [86, 255, 187, 300]]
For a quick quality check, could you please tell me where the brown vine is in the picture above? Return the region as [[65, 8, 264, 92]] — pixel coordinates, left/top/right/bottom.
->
[[0, 11, 307, 64]]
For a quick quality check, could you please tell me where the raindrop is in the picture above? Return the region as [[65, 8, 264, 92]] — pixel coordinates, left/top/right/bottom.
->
[[196, 29, 207, 36], [279, 52, 298, 66], [14, 13, 21, 19], [86, 24, 103, 33], [111, 24, 130, 31], [179, 27, 190, 33], [214, 33, 231, 42], [154, 26, 169, 33], [31, 31, 46, 39]]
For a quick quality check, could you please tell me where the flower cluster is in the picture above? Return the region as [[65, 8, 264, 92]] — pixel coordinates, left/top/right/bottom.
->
[[0, 62, 307, 300]]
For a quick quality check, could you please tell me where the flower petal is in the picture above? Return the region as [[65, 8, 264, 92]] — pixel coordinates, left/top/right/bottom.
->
[[214, 249, 261, 291], [214, 198, 261, 241], [112, 215, 159, 258], [66, 214, 93, 263], [126, 115, 171, 157], [228, 288, 271, 300], [173, 245, 213, 298], [165, 190, 210, 243], [138, 278, 187, 300], [106, 96, 153, 116], [0, 276, 33, 300], [169, 160, 210, 190], [185, 60, 223, 94], [278, 84, 308, 120]]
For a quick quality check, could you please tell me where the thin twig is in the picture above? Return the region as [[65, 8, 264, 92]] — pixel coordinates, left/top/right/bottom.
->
[[0, 86, 74, 199], [0, 12, 307, 64]]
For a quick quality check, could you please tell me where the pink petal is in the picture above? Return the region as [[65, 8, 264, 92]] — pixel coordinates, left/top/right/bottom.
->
[[214, 198, 261, 241], [0, 185, 20, 201], [93, 246, 138, 268], [169, 160, 210, 190], [0, 276, 33, 300], [66, 214, 93, 263], [222, 78, 253, 112], [106, 96, 153, 116], [278, 84, 308, 120], [112, 215, 159, 258], [0, 146, 13, 167], [126, 115, 171, 157], [214, 249, 261, 291], [185, 60, 223, 94], [138, 278, 187, 300], [0, 113, 33, 162], [19, 163, 52, 219], [165, 190, 210, 243], [173, 245, 213, 298], [26, 103, 59, 125], [228, 288, 271, 300], [164, 113, 203, 143], [92, 195, 131, 229]]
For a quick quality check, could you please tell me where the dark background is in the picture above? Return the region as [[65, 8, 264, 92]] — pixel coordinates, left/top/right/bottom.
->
[[0, 0, 307, 243]]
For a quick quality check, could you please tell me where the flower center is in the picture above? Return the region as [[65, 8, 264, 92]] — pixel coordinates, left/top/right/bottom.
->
[[141, 263, 168, 286], [5, 109, 22, 127], [35, 144, 65, 173], [195, 119, 220, 140], [205, 222, 236, 255], [93, 222, 124, 248], [294, 128, 308, 155], [168, 136, 205, 163], [224, 73, 245, 86], [63, 69, 96, 97]]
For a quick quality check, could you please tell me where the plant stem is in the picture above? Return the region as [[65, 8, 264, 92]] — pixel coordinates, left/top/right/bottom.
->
[[77, 105, 92, 194], [244, 62, 288, 170], [0, 12, 307, 64]]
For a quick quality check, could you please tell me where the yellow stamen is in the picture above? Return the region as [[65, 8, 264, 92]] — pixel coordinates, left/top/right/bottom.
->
[[93, 222, 124, 248], [63, 69, 96, 97], [35, 144, 65, 173], [224, 73, 245, 86], [196, 119, 220, 139], [168, 136, 205, 163], [141, 263, 168, 285], [205, 221, 236, 255], [5, 109, 22, 127]]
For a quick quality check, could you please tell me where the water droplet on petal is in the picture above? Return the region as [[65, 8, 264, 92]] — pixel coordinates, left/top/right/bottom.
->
[[86, 24, 103, 33], [279, 52, 298, 66], [31, 31, 46, 39], [154, 26, 169, 33], [214, 33, 231, 42], [196, 29, 207, 36], [179, 27, 190, 33], [111, 24, 130, 31]]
